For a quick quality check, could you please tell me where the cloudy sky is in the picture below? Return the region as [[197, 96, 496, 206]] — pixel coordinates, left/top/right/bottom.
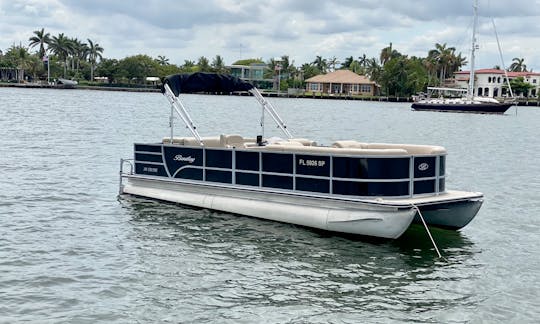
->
[[1, 0, 539, 71]]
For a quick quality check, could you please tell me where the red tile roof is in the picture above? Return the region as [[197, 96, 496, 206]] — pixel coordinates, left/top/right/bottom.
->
[[455, 69, 540, 77], [507, 71, 540, 77]]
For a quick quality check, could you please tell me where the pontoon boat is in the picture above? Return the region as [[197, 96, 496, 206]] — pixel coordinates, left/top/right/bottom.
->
[[119, 73, 483, 239]]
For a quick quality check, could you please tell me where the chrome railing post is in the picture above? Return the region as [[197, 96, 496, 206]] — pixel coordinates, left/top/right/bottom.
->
[[409, 156, 414, 197], [249, 88, 293, 139], [163, 84, 203, 145]]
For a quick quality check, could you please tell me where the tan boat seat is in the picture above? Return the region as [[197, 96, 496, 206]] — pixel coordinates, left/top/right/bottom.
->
[[272, 140, 304, 146], [332, 140, 367, 149], [365, 143, 446, 155], [261, 144, 408, 156], [289, 138, 317, 146], [184, 137, 222, 147], [220, 134, 245, 147], [162, 137, 188, 144]]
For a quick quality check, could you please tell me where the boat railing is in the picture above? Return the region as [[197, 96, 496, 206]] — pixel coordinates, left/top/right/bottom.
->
[[119, 158, 134, 195]]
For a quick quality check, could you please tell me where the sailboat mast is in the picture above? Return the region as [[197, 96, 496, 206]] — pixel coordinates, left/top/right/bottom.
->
[[468, 0, 478, 100]]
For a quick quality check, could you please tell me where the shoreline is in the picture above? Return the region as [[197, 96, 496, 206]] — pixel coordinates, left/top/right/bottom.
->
[[0, 82, 161, 93], [1, 82, 538, 106]]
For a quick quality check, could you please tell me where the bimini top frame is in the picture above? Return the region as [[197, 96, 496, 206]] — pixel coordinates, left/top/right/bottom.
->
[[161, 72, 292, 145]]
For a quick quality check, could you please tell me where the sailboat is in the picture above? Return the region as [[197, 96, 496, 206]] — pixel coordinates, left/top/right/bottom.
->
[[412, 0, 514, 114]]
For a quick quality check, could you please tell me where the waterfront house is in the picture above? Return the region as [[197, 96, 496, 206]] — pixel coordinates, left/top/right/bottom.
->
[[305, 70, 378, 96], [454, 69, 540, 98], [227, 63, 273, 88]]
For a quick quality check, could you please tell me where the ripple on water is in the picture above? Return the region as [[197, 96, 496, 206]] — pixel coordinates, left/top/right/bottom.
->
[[1, 89, 540, 322]]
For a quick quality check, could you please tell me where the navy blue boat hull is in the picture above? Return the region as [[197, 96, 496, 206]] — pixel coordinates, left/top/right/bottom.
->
[[412, 102, 513, 114]]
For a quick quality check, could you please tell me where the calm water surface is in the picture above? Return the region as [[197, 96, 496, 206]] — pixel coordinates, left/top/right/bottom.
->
[[1, 88, 539, 323]]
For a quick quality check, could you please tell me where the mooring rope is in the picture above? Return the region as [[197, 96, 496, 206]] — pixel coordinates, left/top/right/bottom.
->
[[412, 205, 443, 259]]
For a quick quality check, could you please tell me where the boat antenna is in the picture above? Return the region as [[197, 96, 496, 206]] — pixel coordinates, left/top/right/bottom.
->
[[468, 0, 478, 101]]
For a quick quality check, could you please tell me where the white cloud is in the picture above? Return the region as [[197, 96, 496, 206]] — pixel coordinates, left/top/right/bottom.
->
[[0, 0, 538, 70]]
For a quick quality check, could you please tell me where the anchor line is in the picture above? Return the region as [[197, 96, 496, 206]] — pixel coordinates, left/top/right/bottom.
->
[[412, 205, 444, 259]]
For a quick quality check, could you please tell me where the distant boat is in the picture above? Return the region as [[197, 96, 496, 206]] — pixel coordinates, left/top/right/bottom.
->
[[412, 0, 514, 114], [412, 88, 514, 114], [56, 78, 78, 89]]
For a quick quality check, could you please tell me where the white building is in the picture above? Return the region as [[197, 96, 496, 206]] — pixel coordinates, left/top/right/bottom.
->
[[454, 69, 540, 98]]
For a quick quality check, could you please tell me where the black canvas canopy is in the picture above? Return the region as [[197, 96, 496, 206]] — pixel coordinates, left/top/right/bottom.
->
[[161, 72, 254, 96]]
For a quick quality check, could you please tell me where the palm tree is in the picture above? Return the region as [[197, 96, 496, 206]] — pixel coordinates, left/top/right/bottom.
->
[[428, 43, 456, 85], [358, 53, 368, 68], [391, 58, 409, 96], [450, 52, 467, 72], [25, 55, 44, 81], [349, 60, 362, 74], [278, 55, 296, 79], [28, 28, 51, 59], [71, 38, 89, 76], [365, 58, 382, 81], [183, 60, 195, 67], [87, 39, 104, 81], [380, 42, 400, 65], [211, 55, 227, 73], [341, 56, 354, 69], [49, 33, 74, 78], [327, 56, 339, 72], [156, 55, 169, 66], [181, 60, 196, 72], [312, 56, 327, 74], [265, 57, 281, 80], [509, 57, 527, 72], [423, 56, 438, 86], [300, 63, 319, 80], [197, 56, 211, 72]]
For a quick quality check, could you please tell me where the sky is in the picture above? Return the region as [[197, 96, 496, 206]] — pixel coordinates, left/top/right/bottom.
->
[[1, 0, 539, 71]]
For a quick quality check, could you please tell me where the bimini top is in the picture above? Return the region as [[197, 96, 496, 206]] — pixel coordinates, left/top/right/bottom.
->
[[161, 72, 255, 97]]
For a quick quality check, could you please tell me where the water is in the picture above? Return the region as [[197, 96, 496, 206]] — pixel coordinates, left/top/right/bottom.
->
[[1, 88, 539, 323]]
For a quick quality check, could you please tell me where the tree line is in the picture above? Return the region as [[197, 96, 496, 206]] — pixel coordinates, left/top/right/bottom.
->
[[0, 28, 533, 96]]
